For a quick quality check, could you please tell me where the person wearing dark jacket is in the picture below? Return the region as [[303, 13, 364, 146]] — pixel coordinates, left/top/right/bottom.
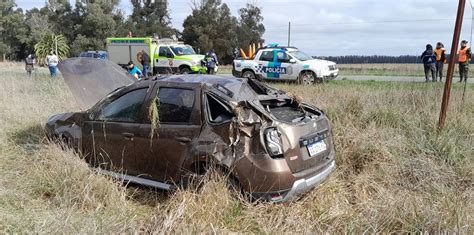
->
[[25, 54, 35, 77], [421, 44, 437, 82], [139, 50, 150, 78], [434, 42, 447, 82], [205, 49, 219, 75]]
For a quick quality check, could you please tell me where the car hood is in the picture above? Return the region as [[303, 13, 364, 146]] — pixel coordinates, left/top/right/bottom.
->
[[47, 112, 87, 126], [47, 112, 75, 124], [58, 57, 136, 110], [176, 54, 205, 62], [303, 59, 336, 68]]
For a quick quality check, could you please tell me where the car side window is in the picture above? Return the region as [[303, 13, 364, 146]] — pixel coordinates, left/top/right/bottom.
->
[[207, 94, 233, 124], [276, 51, 290, 63], [158, 88, 195, 123], [97, 88, 147, 122], [259, 51, 274, 62], [159, 46, 172, 57]]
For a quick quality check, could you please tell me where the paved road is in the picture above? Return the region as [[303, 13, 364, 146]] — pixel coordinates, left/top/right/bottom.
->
[[219, 74, 474, 84], [337, 75, 474, 84]]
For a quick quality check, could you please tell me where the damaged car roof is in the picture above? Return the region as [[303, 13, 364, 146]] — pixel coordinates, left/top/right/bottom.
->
[[156, 74, 286, 102]]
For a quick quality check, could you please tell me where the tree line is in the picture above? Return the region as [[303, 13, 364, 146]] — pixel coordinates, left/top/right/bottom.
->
[[0, 0, 265, 64], [319, 55, 474, 64], [318, 55, 422, 64]]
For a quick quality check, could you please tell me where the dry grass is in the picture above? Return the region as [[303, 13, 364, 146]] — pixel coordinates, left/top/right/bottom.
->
[[337, 63, 463, 77], [0, 63, 473, 233]]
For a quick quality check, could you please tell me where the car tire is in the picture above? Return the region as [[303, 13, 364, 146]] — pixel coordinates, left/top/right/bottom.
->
[[180, 67, 191, 74], [242, 70, 257, 80], [298, 71, 316, 85]]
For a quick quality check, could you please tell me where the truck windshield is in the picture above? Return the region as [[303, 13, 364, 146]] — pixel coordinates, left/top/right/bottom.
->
[[289, 50, 313, 61], [170, 45, 196, 56]]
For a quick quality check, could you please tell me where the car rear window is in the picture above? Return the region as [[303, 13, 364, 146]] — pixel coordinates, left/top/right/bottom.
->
[[158, 88, 195, 123], [259, 51, 274, 62]]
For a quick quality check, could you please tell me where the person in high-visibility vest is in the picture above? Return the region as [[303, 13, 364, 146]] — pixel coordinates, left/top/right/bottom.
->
[[458, 40, 471, 83], [421, 44, 437, 82], [434, 42, 447, 82]]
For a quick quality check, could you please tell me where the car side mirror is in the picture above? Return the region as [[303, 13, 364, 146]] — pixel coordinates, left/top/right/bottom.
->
[[167, 53, 174, 58], [289, 58, 297, 63]]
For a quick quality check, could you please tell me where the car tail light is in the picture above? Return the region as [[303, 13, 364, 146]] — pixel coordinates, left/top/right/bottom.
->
[[265, 128, 283, 157]]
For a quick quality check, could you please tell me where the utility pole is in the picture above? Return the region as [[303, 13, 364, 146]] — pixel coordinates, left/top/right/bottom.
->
[[288, 21, 291, 47], [438, 0, 466, 131]]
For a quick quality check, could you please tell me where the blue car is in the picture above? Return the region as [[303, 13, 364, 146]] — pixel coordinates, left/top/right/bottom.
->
[[79, 51, 108, 60]]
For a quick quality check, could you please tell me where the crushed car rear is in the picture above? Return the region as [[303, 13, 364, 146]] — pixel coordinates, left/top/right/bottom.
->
[[231, 86, 336, 202]]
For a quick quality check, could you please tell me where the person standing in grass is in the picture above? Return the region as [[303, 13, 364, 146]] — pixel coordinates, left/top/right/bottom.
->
[[434, 42, 447, 82], [25, 54, 35, 78], [458, 40, 471, 83], [421, 44, 437, 82], [205, 49, 219, 75], [46, 52, 59, 79]]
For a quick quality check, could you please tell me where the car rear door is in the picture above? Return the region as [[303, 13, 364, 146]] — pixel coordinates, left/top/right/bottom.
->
[[81, 84, 152, 175], [133, 84, 202, 183]]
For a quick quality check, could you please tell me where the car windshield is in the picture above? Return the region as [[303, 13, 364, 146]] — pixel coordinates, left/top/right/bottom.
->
[[288, 50, 313, 61], [170, 45, 196, 56]]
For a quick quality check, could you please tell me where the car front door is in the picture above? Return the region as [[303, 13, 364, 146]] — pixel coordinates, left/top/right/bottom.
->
[[155, 46, 175, 74], [275, 50, 296, 80], [81, 86, 150, 175], [133, 84, 202, 183]]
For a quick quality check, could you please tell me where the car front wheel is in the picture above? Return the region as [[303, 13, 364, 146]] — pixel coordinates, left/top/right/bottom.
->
[[298, 71, 317, 85], [180, 67, 191, 74]]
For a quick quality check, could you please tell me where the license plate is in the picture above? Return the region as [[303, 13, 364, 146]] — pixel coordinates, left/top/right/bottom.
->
[[307, 140, 327, 157]]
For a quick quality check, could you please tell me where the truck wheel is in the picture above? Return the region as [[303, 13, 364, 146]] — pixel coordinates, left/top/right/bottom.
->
[[242, 70, 257, 80], [298, 71, 316, 85], [180, 67, 191, 74]]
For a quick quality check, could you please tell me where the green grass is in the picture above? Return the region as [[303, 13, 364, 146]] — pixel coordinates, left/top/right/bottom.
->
[[0, 63, 473, 233]]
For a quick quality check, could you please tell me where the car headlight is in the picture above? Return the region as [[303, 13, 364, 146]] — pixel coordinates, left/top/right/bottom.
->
[[265, 128, 283, 157], [47, 114, 62, 124]]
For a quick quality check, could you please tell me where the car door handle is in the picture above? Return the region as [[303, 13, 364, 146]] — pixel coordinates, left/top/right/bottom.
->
[[122, 132, 135, 139], [175, 137, 192, 143]]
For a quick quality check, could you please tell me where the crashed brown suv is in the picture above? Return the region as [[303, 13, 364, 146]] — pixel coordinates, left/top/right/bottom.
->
[[46, 75, 336, 202]]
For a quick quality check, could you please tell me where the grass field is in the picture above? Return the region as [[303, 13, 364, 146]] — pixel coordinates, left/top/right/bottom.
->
[[337, 63, 464, 77], [0, 63, 473, 233]]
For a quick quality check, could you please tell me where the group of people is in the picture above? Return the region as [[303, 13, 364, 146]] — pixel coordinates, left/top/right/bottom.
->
[[421, 40, 471, 83], [126, 49, 149, 80], [24, 51, 59, 78], [25, 48, 219, 80]]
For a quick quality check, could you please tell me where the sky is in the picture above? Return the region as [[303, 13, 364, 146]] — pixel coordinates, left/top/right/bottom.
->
[[15, 0, 474, 56]]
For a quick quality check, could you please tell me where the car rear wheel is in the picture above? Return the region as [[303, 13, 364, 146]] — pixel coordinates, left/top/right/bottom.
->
[[298, 71, 316, 86], [242, 70, 257, 80]]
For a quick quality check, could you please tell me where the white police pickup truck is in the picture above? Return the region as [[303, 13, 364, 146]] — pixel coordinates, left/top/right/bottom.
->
[[233, 46, 338, 85]]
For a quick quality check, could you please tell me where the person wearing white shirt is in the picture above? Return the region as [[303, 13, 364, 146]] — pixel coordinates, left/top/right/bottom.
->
[[46, 52, 59, 78]]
